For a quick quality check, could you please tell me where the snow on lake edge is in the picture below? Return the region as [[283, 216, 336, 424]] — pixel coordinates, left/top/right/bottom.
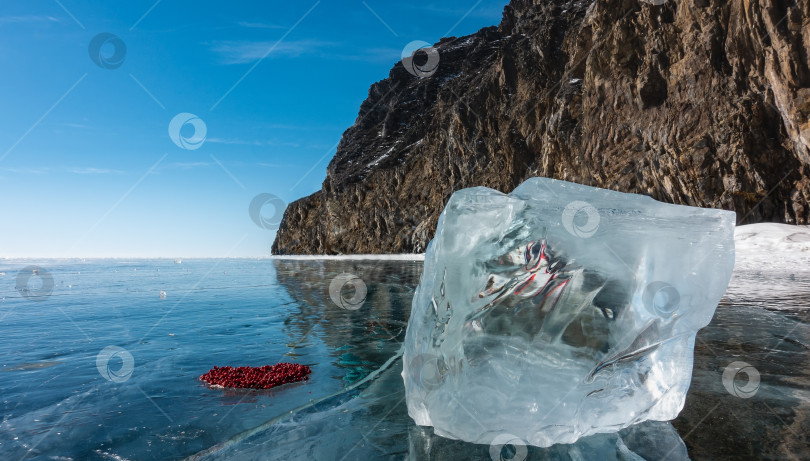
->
[[734, 223, 810, 272], [269, 224, 809, 271]]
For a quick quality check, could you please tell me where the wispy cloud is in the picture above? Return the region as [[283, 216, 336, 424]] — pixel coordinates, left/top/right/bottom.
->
[[0, 166, 49, 175], [259, 122, 341, 131], [163, 162, 212, 170], [0, 15, 61, 25], [68, 167, 123, 175], [210, 39, 401, 65], [402, 3, 504, 20], [0, 166, 125, 175], [207, 137, 300, 148], [59, 122, 94, 130], [236, 21, 285, 29], [210, 39, 336, 64]]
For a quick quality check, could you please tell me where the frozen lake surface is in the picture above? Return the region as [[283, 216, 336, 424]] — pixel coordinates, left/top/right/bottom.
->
[[1, 224, 809, 459]]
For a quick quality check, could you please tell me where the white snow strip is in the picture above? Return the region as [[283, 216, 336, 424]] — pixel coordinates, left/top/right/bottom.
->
[[734, 223, 810, 272], [269, 224, 807, 267]]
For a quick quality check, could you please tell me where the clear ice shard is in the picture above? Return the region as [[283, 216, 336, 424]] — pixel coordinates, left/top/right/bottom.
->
[[402, 177, 736, 447]]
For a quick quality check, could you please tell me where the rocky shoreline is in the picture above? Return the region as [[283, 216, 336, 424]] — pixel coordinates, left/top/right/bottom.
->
[[273, 0, 810, 255]]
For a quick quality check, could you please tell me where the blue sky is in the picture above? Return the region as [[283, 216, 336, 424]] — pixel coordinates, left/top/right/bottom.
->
[[0, 0, 505, 258]]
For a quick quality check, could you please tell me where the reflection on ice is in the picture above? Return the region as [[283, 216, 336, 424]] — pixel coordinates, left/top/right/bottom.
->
[[189, 354, 689, 461], [186, 257, 809, 460]]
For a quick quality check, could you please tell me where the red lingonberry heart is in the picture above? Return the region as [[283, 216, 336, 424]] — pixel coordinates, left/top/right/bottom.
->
[[200, 363, 312, 390]]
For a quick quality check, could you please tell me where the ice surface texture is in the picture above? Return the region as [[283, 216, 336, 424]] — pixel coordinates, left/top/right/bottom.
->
[[402, 177, 736, 447]]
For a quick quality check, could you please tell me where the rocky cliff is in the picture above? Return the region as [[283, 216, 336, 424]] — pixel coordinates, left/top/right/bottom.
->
[[272, 0, 810, 255]]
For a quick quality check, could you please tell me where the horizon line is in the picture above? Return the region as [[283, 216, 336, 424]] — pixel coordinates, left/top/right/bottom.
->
[[0, 254, 426, 261]]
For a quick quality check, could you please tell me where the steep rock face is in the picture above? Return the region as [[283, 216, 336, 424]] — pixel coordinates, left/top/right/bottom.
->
[[273, 0, 810, 255]]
